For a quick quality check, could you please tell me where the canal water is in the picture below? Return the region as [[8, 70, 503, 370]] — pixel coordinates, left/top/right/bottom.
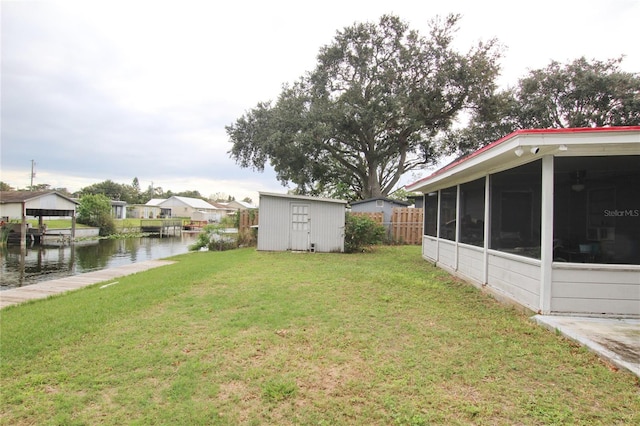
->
[[0, 233, 200, 290]]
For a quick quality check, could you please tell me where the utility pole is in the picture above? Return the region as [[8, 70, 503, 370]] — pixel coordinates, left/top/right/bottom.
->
[[30, 160, 36, 190]]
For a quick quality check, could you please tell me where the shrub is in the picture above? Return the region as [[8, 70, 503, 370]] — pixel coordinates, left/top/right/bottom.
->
[[189, 217, 239, 251], [76, 194, 116, 236], [344, 213, 385, 253]]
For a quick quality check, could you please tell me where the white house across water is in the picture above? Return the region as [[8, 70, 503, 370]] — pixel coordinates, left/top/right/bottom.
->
[[406, 127, 640, 318], [257, 192, 346, 253]]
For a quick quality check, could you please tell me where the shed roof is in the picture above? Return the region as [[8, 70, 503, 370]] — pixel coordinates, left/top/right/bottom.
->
[[350, 197, 410, 207], [406, 126, 640, 193], [259, 192, 347, 205]]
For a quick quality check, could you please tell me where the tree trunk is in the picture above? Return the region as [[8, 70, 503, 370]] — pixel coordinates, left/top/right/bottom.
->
[[366, 162, 383, 199]]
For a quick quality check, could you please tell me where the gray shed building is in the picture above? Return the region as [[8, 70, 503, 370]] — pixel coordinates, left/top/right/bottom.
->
[[257, 192, 347, 252], [349, 197, 410, 227]]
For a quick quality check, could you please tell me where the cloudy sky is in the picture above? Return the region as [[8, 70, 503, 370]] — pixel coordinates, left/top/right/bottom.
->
[[2, 0, 638, 202]]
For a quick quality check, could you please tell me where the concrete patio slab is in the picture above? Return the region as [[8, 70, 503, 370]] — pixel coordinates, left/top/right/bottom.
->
[[534, 315, 640, 377]]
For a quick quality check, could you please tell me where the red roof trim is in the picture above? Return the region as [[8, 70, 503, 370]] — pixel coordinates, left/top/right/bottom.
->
[[408, 126, 640, 188]]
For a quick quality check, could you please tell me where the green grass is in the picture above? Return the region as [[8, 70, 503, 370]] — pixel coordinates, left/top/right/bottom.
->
[[1, 246, 638, 425]]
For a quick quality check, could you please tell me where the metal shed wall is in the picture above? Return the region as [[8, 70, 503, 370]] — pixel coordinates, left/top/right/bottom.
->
[[257, 193, 346, 252]]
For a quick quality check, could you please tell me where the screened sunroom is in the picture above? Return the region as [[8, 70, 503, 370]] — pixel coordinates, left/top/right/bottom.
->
[[407, 127, 640, 317]]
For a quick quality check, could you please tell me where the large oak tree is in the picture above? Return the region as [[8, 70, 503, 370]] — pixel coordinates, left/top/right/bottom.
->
[[227, 15, 501, 200]]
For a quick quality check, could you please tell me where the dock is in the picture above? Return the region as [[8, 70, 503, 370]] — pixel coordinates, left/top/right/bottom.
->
[[0, 260, 175, 309], [140, 219, 183, 237]]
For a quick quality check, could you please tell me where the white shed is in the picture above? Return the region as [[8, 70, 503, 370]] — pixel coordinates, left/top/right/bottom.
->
[[257, 192, 347, 253], [406, 127, 640, 318]]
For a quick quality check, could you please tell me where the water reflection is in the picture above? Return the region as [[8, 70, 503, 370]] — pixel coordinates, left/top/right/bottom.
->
[[1, 233, 199, 290]]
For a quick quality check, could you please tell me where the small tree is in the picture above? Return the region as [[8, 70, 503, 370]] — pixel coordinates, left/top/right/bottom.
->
[[0, 181, 14, 191], [344, 213, 385, 253], [77, 194, 116, 236]]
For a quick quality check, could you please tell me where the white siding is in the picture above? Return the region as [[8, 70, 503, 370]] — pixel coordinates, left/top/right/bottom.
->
[[438, 240, 456, 270], [552, 266, 640, 316], [27, 193, 76, 211], [457, 244, 484, 283], [487, 251, 540, 311], [420, 235, 640, 317], [422, 236, 437, 261], [0, 204, 23, 219]]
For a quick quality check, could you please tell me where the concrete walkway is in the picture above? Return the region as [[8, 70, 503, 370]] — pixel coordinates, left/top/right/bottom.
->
[[0, 260, 175, 309], [534, 315, 640, 377]]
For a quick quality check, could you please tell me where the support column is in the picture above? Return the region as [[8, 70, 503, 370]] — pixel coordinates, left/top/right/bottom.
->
[[540, 155, 554, 314], [38, 215, 44, 243], [454, 184, 461, 270], [20, 202, 27, 247], [71, 214, 76, 242], [435, 190, 441, 263], [483, 175, 491, 285]]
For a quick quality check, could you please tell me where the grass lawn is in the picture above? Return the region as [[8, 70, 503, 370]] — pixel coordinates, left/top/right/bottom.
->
[[1, 246, 638, 425]]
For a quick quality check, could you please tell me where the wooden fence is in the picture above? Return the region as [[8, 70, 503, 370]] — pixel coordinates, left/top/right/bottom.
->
[[350, 211, 384, 224], [351, 209, 423, 245], [238, 209, 259, 233], [391, 208, 423, 245]]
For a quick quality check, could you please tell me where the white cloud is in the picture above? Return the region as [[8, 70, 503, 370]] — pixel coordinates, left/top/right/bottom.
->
[[2, 0, 638, 198]]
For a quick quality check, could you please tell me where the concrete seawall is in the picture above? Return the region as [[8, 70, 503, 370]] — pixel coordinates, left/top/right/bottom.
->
[[40, 227, 100, 243]]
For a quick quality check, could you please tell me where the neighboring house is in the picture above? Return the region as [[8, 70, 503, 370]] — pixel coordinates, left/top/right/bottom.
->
[[257, 192, 347, 252], [152, 196, 222, 222], [406, 126, 640, 318], [350, 197, 410, 227], [210, 202, 240, 218], [210, 200, 258, 220], [144, 198, 171, 218], [111, 200, 127, 219], [127, 204, 162, 219], [0, 191, 79, 243]]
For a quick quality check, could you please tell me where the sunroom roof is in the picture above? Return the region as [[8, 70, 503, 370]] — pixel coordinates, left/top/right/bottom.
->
[[406, 127, 640, 193]]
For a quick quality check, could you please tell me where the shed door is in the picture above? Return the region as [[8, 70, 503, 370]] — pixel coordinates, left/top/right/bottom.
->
[[291, 204, 310, 251]]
